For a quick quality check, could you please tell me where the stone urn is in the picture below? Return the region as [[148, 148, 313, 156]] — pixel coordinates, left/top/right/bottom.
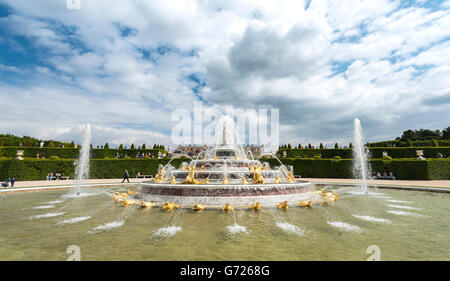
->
[[15, 150, 24, 160], [416, 150, 425, 160]]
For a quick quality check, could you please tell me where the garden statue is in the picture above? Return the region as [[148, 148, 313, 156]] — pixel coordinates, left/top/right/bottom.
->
[[416, 150, 425, 160], [15, 150, 24, 160]]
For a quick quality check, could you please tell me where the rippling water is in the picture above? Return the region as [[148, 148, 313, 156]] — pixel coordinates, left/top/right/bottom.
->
[[0, 184, 448, 260]]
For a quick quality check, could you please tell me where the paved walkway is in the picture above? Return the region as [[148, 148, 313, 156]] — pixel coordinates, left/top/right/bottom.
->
[[302, 178, 450, 189], [0, 178, 449, 194]]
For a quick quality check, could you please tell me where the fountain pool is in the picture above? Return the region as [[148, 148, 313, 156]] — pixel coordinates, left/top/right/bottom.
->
[[0, 184, 448, 260]]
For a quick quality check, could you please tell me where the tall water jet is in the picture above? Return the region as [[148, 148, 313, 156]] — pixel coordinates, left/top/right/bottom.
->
[[74, 124, 91, 195], [352, 118, 370, 194]]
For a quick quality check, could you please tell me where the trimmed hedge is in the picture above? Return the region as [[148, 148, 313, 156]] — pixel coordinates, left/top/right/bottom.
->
[[0, 158, 188, 181], [0, 158, 448, 181], [427, 159, 450, 180], [0, 147, 166, 159], [264, 158, 450, 180], [278, 147, 450, 159]]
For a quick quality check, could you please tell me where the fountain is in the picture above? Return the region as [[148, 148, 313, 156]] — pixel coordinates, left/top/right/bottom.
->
[[140, 116, 323, 208], [352, 118, 370, 194], [74, 124, 91, 195]]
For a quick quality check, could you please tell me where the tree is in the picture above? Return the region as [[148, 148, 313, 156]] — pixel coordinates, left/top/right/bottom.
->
[[319, 143, 324, 149], [349, 143, 353, 148], [104, 143, 110, 149], [0, 139, 3, 146], [90, 144, 93, 149], [432, 138, 439, 147], [130, 144, 135, 150], [334, 143, 339, 149], [443, 126, 450, 139], [119, 144, 124, 150], [69, 141, 75, 148], [308, 143, 312, 149], [407, 139, 413, 147], [48, 141, 54, 147], [287, 143, 292, 149], [298, 144, 302, 149], [142, 143, 146, 150]]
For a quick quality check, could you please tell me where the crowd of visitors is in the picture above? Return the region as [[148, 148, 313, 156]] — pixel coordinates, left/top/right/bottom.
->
[[373, 171, 396, 180], [46, 172, 66, 180]]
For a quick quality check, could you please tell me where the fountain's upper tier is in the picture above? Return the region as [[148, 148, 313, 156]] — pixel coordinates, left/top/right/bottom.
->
[[153, 115, 295, 184]]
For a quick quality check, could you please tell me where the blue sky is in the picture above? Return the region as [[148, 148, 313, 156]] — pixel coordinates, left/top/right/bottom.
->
[[0, 0, 449, 148]]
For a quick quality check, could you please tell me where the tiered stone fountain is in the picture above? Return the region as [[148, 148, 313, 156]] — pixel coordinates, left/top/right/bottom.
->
[[140, 116, 318, 207]]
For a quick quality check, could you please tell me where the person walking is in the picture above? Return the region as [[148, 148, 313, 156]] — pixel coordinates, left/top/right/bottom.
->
[[122, 170, 130, 183], [10, 177, 15, 188]]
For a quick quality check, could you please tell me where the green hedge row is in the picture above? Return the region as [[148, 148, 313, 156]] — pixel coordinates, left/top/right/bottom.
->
[[278, 147, 450, 159], [1, 158, 448, 181], [264, 158, 450, 180], [0, 158, 188, 181], [0, 147, 166, 159]]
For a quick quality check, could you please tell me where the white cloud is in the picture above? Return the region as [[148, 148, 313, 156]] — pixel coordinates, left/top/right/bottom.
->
[[0, 0, 449, 147]]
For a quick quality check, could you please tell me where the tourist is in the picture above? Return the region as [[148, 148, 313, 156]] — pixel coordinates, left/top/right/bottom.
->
[[383, 172, 388, 180], [388, 171, 396, 180], [1, 178, 10, 188], [136, 171, 141, 178], [10, 177, 15, 188], [46, 172, 51, 181], [122, 170, 130, 183], [36, 152, 40, 159], [376, 172, 383, 179], [436, 152, 444, 158]]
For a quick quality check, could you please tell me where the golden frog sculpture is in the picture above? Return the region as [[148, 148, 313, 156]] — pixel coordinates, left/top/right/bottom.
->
[[250, 202, 261, 210], [298, 200, 312, 208], [192, 204, 205, 211], [274, 176, 281, 184], [222, 203, 233, 212], [276, 201, 288, 209], [252, 165, 265, 184], [286, 171, 296, 183], [140, 200, 155, 208], [183, 166, 200, 184], [152, 167, 166, 183], [163, 202, 180, 210]]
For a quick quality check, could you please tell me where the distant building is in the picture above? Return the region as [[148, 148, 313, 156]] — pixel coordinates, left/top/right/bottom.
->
[[174, 144, 264, 158]]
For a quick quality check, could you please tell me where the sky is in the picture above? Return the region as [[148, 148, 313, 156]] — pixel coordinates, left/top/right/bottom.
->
[[0, 0, 449, 148]]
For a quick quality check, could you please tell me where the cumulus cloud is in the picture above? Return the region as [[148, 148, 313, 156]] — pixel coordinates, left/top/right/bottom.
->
[[0, 0, 449, 147]]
